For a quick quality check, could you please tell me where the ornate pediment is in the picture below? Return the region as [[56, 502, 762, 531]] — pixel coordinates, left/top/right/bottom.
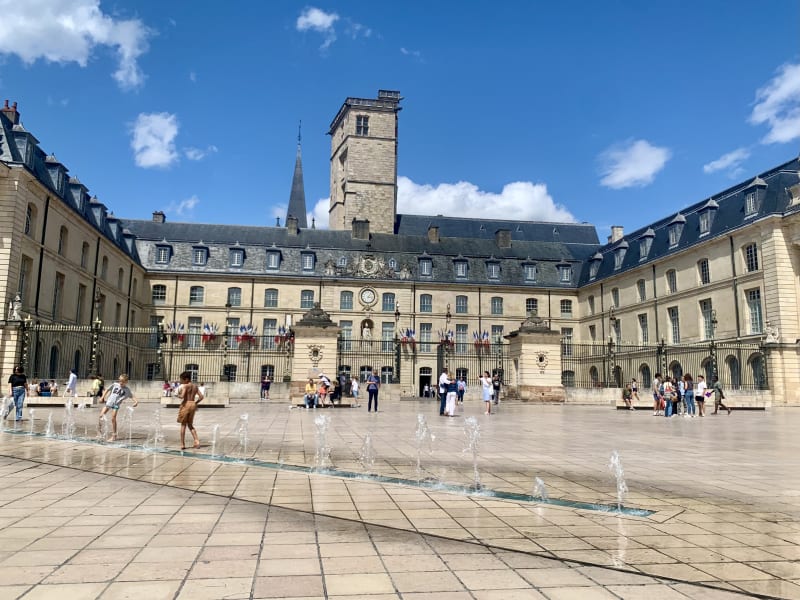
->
[[348, 254, 396, 279]]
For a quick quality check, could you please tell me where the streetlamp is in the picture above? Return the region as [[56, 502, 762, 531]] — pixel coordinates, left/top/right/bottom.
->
[[607, 308, 617, 387], [445, 303, 452, 325], [709, 309, 718, 379]]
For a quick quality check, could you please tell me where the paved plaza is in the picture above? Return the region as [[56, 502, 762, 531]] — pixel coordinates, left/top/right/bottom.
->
[[0, 398, 798, 599]]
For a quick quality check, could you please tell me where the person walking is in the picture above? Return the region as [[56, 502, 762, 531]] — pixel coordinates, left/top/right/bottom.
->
[[711, 376, 731, 415], [444, 373, 458, 416], [622, 383, 634, 410], [683, 373, 696, 417], [652, 373, 663, 416], [631, 378, 640, 404], [176, 370, 203, 449], [350, 376, 360, 407], [366, 369, 380, 413], [65, 369, 78, 397], [491, 373, 502, 405], [456, 377, 466, 405], [479, 371, 493, 415], [98, 374, 138, 441], [260, 375, 271, 400], [5, 366, 27, 421]]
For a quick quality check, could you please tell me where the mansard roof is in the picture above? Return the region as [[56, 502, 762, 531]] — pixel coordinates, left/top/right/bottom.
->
[[579, 157, 800, 285]]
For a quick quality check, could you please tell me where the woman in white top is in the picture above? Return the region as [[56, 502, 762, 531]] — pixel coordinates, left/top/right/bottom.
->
[[695, 375, 708, 417], [479, 371, 493, 415], [350, 377, 360, 408]]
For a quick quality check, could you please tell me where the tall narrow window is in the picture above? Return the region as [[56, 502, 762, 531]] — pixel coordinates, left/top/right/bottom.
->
[[561, 327, 573, 357], [746, 288, 763, 334], [455, 295, 468, 314], [101, 256, 108, 279], [487, 262, 500, 279], [190, 286, 205, 306], [193, 248, 207, 266], [152, 284, 167, 305], [339, 321, 352, 351], [491, 325, 504, 344], [666, 269, 677, 294], [420, 323, 432, 352], [301, 253, 315, 271], [524, 264, 537, 282], [744, 192, 757, 217], [117, 268, 124, 290], [699, 210, 711, 234], [58, 227, 68, 256], [264, 288, 278, 308], [52, 273, 64, 320], [356, 115, 369, 136], [526, 297, 538, 316], [668, 307, 680, 343], [491, 296, 503, 315], [588, 324, 596, 342], [419, 258, 432, 276], [419, 294, 432, 313], [638, 314, 649, 344], [76, 284, 86, 323], [340, 291, 353, 310], [227, 287, 242, 307], [25, 205, 33, 236], [187, 317, 202, 349], [230, 249, 244, 267], [700, 299, 714, 340], [262, 318, 277, 349], [560, 299, 573, 317], [637, 279, 646, 302], [587, 295, 595, 315], [455, 324, 468, 353], [698, 259, 711, 285], [744, 243, 759, 272], [382, 293, 395, 312], [81, 242, 90, 268], [611, 288, 620, 308], [300, 289, 314, 309]]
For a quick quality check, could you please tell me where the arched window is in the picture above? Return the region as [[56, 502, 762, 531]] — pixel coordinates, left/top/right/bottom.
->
[[639, 364, 651, 389], [669, 361, 683, 381], [612, 366, 623, 387], [48, 345, 60, 379], [589, 366, 599, 387], [748, 353, 766, 389], [725, 355, 741, 389], [117, 268, 125, 290], [25, 204, 36, 236], [73, 349, 82, 376]]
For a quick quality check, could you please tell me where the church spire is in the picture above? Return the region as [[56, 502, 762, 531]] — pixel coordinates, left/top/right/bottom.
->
[[285, 121, 307, 228]]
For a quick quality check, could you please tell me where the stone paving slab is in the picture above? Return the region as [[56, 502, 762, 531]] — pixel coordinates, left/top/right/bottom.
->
[[0, 400, 798, 598]]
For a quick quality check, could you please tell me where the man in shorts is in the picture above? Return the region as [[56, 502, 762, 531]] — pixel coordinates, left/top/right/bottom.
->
[[98, 374, 138, 441]]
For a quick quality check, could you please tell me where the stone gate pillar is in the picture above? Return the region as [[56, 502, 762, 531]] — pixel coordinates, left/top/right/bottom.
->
[[289, 303, 340, 400], [505, 312, 565, 403]]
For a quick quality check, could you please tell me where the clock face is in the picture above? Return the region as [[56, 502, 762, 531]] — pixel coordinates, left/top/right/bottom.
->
[[360, 288, 376, 305]]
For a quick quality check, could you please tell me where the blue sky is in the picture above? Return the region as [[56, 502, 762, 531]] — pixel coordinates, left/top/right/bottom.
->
[[1, 1, 799, 240]]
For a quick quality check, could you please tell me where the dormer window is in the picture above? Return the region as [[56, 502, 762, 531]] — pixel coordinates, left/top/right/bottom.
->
[[301, 252, 315, 271], [613, 241, 628, 270], [337, 256, 347, 268], [745, 192, 757, 217], [486, 262, 500, 280], [698, 198, 718, 235], [558, 264, 572, 283], [388, 258, 398, 271], [589, 253, 602, 279], [638, 229, 654, 260], [155, 245, 171, 264], [454, 260, 468, 279], [523, 263, 537, 282], [230, 249, 244, 267], [192, 247, 208, 266], [267, 251, 281, 270], [419, 257, 432, 276], [668, 214, 685, 248], [744, 177, 766, 218]]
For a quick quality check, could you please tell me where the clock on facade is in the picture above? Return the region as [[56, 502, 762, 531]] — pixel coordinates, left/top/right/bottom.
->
[[359, 288, 377, 306]]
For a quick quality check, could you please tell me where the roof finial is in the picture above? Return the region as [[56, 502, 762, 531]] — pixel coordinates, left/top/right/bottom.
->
[[298, 120, 302, 145]]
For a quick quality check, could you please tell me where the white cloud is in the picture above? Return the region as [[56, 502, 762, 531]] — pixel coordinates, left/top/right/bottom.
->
[[166, 195, 199, 218], [749, 62, 800, 144], [296, 7, 339, 50], [703, 147, 750, 174], [184, 145, 218, 161], [130, 112, 179, 168], [309, 198, 330, 229], [189, 71, 197, 83], [398, 176, 575, 222], [598, 139, 671, 189], [0, 0, 150, 90]]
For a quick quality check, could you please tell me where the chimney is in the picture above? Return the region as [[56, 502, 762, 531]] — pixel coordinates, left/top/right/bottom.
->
[[609, 225, 624, 243], [427, 225, 440, 243], [495, 229, 511, 248], [287, 215, 299, 236], [152, 211, 166, 223], [351, 218, 370, 240], [1, 100, 20, 125]]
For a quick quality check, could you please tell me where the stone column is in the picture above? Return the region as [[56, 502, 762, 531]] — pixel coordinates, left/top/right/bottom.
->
[[505, 313, 565, 402], [289, 303, 340, 400]]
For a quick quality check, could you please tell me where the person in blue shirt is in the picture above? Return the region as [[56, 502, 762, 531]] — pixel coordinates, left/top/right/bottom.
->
[[366, 369, 380, 413]]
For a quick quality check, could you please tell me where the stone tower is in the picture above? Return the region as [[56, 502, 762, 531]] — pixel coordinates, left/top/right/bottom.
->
[[328, 90, 402, 234]]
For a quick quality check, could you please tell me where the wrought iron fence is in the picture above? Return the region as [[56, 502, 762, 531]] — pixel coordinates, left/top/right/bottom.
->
[[336, 336, 400, 384], [561, 339, 768, 390], [437, 341, 510, 383], [20, 324, 293, 383]]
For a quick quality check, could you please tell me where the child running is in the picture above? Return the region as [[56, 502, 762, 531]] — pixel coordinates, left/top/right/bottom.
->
[[98, 374, 138, 441], [176, 371, 203, 449]]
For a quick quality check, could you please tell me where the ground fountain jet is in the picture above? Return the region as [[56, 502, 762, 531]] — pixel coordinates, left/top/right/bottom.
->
[[144, 407, 166, 450], [533, 476, 548, 501], [28, 408, 35, 435], [608, 450, 629, 510], [119, 406, 135, 446], [414, 413, 435, 481], [44, 411, 54, 438], [463, 416, 481, 490], [359, 430, 376, 473], [61, 398, 76, 440], [235, 414, 250, 460], [314, 414, 331, 470], [210, 424, 221, 457]]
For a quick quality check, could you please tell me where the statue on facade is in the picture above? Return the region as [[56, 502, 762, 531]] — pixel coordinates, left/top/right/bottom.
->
[[362, 322, 372, 340], [765, 321, 780, 343], [8, 294, 22, 321]]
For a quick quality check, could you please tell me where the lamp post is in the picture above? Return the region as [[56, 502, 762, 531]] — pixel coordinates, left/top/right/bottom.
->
[[608, 308, 617, 387], [709, 309, 718, 379], [445, 303, 452, 326], [393, 303, 401, 384]]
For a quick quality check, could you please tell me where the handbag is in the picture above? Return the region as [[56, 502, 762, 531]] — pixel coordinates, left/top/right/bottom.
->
[[659, 397, 666, 410]]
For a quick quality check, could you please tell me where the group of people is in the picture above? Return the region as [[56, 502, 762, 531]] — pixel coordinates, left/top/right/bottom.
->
[[435, 369, 502, 416], [620, 373, 731, 417], [303, 371, 380, 412]]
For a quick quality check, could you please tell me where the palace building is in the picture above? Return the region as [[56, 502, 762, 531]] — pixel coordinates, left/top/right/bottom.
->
[[1, 93, 799, 404]]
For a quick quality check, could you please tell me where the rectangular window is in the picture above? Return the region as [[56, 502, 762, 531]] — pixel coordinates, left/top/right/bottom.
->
[[300, 290, 314, 309], [340, 291, 353, 310], [419, 294, 432, 313], [526, 298, 538, 316], [52, 273, 64, 320], [745, 243, 759, 272], [613, 319, 621, 341], [558, 265, 571, 282], [524, 264, 537, 282], [419, 259, 432, 276], [668, 307, 680, 344], [637, 279, 646, 302], [700, 299, 714, 340], [76, 284, 86, 323], [561, 327, 573, 357], [699, 211, 710, 234], [227, 287, 242, 307], [639, 237, 652, 260], [339, 320, 352, 351], [382, 293, 395, 312], [420, 323, 432, 352], [491, 325, 504, 344], [588, 296, 595, 315], [356, 115, 369, 136], [262, 318, 277, 349], [669, 226, 680, 247], [381, 323, 394, 351], [487, 263, 500, 279], [187, 317, 202, 349], [560, 299, 572, 317], [698, 259, 710, 285], [745, 191, 757, 216], [230, 249, 244, 267], [226, 317, 240, 349], [638, 314, 649, 344], [156, 246, 170, 264], [611, 288, 620, 308], [301, 253, 315, 271], [193, 248, 207, 266], [588, 324, 596, 342], [455, 262, 467, 278], [456, 324, 468, 353], [264, 289, 278, 308], [666, 269, 677, 294], [81, 243, 89, 268], [491, 297, 503, 315], [455, 295, 468, 314], [114, 303, 122, 326], [189, 286, 204, 306], [267, 252, 280, 269], [152, 285, 167, 305], [747, 288, 763, 334]]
